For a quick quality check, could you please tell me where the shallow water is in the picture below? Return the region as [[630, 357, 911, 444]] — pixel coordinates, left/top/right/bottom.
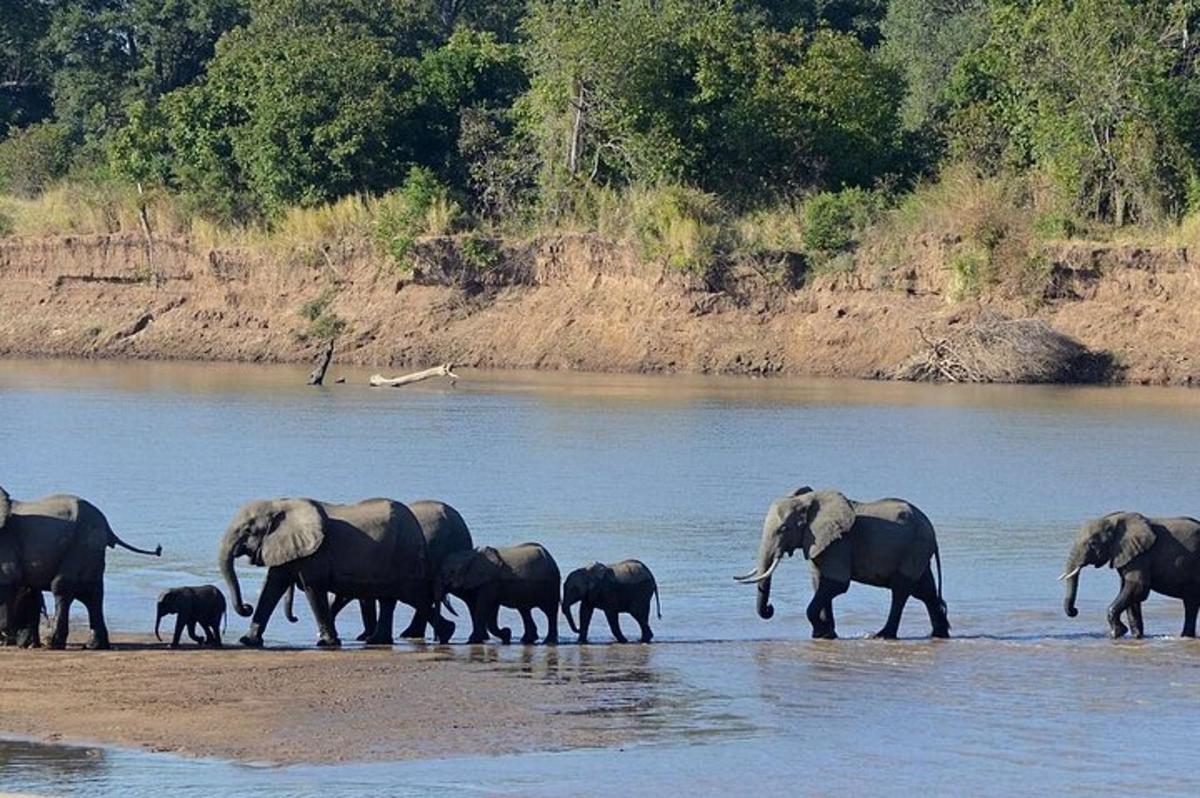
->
[[2, 359, 1200, 794]]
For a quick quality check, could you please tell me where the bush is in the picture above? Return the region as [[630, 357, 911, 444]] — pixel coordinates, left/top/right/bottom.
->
[[0, 122, 74, 197], [298, 288, 346, 341], [374, 168, 462, 270], [630, 184, 725, 274], [801, 188, 882, 259]]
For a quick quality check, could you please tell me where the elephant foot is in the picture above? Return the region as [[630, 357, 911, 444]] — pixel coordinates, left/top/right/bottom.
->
[[315, 636, 342, 648], [364, 634, 393, 646], [577, 635, 588, 644], [85, 635, 110, 650], [520, 633, 538, 645], [48, 636, 67, 650], [931, 628, 951, 639], [1108, 620, 1128, 639], [871, 630, 898, 640], [542, 634, 558, 646], [432, 620, 455, 644], [497, 628, 513, 645], [399, 622, 427, 639], [467, 633, 489, 644], [239, 634, 264, 648], [812, 629, 838, 640], [640, 634, 653, 644], [355, 630, 372, 642]]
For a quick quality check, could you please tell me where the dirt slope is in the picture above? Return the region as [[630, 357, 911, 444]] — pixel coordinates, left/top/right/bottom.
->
[[0, 233, 1195, 385]]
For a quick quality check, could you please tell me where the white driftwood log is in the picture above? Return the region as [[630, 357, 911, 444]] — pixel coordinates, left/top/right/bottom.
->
[[369, 364, 459, 388]]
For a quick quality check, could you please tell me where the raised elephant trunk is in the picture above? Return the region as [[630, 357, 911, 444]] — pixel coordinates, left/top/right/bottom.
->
[[1061, 547, 1084, 618], [219, 533, 253, 617]]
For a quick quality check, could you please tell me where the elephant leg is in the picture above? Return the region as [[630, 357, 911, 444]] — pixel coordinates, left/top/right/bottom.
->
[[1182, 597, 1199, 638], [170, 616, 186, 648], [518, 608, 538, 644], [807, 578, 847, 640], [48, 591, 73, 650], [302, 587, 341, 647], [240, 568, 292, 647], [365, 600, 395, 645], [187, 621, 205, 645], [632, 603, 654, 643], [81, 585, 110, 650], [358, 600, 379, 642], [485, 596, 512, 644], [578, 603, 594, 644], [911, 569, 950, 638], [810, 572, 831, 630], [399, 606, 428, 640], [1126, 602, 1144, 639], [542, 598, 558, 645], [1106, 580, 1140, 639], [604, 609, 627, 643], [874, 582, 912, 639], [467, 598, 492, 644], [203, 621, 220, 647]]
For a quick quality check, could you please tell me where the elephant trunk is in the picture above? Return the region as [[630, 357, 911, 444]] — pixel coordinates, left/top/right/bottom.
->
[[1061, 543, 1087, 618], [563, 601, 579, 634], [154, 602, 165, 641], [219, 534, 253, 617], [753, 535, 781, 620]]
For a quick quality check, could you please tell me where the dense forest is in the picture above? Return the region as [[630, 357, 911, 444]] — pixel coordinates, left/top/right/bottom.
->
[[1, 0, 1198, 285]]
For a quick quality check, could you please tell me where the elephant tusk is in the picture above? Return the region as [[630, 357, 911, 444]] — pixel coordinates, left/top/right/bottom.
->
[[733, 567, 761, 582], [1058, 567, 1082, 581], [739, 557, 781, 584]]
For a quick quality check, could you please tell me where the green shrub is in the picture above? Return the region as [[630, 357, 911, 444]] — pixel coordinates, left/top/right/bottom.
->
[[374, 167, 462, 270], [1032, 212, 1079, 241], [298, 287, 346, 340], [630, 184, 725, 274], [801, 188, 882, 260], [0, 122, 74, 197], [947, 245, 991, 299], [460, 234, 500, 271]]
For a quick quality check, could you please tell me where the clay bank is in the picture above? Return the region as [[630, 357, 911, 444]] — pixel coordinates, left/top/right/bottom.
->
[[0, 232, 1196, 386]]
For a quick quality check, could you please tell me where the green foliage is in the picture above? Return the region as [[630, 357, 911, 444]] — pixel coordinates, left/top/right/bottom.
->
[[630, 184, 726, 274], [460, 233, 500, 271], [0, 122, 74, 197], [0, 0, 53, 136], [375, 167, 462, 269], [801, 188, 883, 259], [947, 245, 992, 299], [298, 287, 346, 341]]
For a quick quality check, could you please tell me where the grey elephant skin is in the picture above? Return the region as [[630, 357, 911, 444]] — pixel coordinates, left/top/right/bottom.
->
[[156, 585, 227, 648], [563, 560, 661, 643], [0, 587, 45, 648], [219, 496, 448, 648], [1061, 512, 1200, 638], [737, 487, 949, 639], [437, 542, 561, 644], [0, 485, 161, 649], [316, 500, 473, 642]]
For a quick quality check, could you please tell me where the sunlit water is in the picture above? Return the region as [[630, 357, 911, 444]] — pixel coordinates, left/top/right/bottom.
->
[[2, 359, 1200, 796]]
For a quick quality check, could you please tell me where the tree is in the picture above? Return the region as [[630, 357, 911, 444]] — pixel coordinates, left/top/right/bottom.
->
[[0, 0, 53, 136]]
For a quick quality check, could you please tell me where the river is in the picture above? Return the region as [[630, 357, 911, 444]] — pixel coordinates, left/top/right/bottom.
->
[[1, 359, 1199, 795]]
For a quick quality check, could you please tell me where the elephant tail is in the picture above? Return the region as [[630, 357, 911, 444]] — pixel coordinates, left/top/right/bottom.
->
[[934, 546, 948, 624], [654, 582, 662, 620], [107, 528, 162, 557]]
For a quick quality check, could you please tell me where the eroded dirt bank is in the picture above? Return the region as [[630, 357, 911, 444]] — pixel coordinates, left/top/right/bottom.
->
[[0, 233, 1195, 385], [0, 635, 661, 765]]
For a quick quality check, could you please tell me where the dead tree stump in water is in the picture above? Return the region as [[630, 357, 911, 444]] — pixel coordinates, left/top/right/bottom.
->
[[308, 339, 335, 386]]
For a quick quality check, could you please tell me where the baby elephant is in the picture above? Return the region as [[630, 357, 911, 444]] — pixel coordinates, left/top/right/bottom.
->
[[155, 585, 227, 648], [563, 560, 661, 643], [437, 543, 561, 644]]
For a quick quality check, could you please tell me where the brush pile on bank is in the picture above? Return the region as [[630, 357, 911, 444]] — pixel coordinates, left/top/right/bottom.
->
[[891, 314, 1113, 384]]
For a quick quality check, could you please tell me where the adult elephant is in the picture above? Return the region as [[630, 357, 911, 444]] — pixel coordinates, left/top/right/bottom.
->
[[285, 499, 472, 643], [0, 485, 161, 649], [1061, 512, 1200, 638], [218, 496, 447, 648], [735, 487, 949, 639]]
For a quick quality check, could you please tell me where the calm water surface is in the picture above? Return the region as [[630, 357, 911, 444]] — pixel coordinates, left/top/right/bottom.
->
[[2, 359, 1200, 795]]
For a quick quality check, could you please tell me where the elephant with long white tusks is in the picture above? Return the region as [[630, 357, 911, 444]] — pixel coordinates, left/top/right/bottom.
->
[[1061, 512, 1200, 638], [736, 487, 949, 639]]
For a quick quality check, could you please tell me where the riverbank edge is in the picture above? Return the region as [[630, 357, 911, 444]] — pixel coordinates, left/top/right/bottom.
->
[[0, 232, 1196, 386]]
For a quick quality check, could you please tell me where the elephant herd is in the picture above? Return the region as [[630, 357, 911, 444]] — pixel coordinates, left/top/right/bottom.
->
[[2, 483, 1199, 649]]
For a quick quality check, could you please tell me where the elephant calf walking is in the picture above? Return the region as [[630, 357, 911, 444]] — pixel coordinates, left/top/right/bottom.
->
[[1061, 512, 1200, 638], [155, 585, 227, 648], [437, 543, 561, 644], [736, 488, 949, 639], [563, 560, 661, 643]]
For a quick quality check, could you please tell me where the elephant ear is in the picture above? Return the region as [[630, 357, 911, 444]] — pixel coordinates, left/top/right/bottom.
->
[[260, 499, 326, 567], [460, 546, 504, 590], [1111, 513, 1156, 569], [802, 490, 856, 562], [0, 486, 10, 530], [585, 562, 610, 595]]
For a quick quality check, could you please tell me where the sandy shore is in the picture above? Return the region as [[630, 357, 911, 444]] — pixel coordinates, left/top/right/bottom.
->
[[0, 634, 653, 765]]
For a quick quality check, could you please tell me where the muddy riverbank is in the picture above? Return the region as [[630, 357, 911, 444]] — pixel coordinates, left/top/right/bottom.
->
[[0, 233, 1195, 385]]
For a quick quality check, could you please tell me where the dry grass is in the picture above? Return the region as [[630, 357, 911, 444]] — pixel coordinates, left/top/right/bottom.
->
[[891, 313, 1114, 384]]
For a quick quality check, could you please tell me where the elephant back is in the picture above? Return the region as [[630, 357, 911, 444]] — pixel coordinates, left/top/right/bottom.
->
[[323, 499, 429, 583], [500, 543, 560, 583], [408, 500, 473, 568], [608, 559, 655, 586], [0, 486, 10, 530]]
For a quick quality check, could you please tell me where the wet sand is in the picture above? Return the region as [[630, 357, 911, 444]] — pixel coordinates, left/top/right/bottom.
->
[[0, 634, 647, 765]]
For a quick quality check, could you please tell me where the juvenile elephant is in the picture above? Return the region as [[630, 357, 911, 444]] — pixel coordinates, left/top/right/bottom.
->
[[0, 587, 45, 648], [155, 585, 227, 648], [0, 485, 162, 649], [736, 487, 949, 639], [437, 543, 560, 644], [562, 560, 661, 643], [291, 499, 472, 642], [219, 496, 449, 648], [1061, 512, 1200, 638]]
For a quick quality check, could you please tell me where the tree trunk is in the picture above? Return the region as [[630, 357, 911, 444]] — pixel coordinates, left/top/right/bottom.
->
[[308, 339, 335, 386], [368, 364, 459, 387]]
